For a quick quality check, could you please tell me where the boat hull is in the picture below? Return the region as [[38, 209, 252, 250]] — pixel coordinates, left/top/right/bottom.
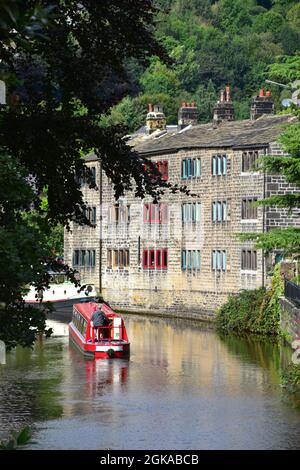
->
[[26, 296, 98, 313], [69, 322, 130, 359]]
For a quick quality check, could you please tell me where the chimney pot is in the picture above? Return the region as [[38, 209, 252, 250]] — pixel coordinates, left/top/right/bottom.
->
[[225, 85, 231, 102], [146, 104, 166, 133], [178, 100, 199, 130], [251, 91, 274, 119], [214, 86, 234, 122]]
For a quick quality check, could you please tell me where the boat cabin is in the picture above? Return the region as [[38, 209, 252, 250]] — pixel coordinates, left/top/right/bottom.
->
[[69, 302, 130, 359]]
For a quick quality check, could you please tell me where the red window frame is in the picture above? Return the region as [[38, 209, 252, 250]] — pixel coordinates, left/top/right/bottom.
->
[[143, 249, 168, 269], [162, 249, 168, 268], [156, 250, 162, 268], [149, 250, 155, 269], [144, 204, 150, 222], [144, 203, 168, 224], [143, 250, 148, 269], [161, 161, 168, 180], [143, 161, 168, 181]]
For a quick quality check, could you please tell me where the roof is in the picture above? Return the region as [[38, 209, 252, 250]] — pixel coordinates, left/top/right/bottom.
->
[[74, 302, 118, 322], [133, 114, 296, 156], [84, 114, 296, 162]]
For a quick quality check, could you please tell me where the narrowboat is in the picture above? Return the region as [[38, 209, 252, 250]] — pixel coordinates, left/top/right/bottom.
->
[[24, 270, 97, 312], [69, 301, 130, 359]]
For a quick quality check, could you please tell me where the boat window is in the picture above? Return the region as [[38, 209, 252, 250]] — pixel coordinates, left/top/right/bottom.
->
[[72, 309, 87, 337]]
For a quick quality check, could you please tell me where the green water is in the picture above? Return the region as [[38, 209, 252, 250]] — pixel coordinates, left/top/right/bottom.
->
[[0, 314, 299, 450]]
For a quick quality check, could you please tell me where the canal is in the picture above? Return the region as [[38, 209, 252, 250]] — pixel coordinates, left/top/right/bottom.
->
[[0, 313, 300, 450]]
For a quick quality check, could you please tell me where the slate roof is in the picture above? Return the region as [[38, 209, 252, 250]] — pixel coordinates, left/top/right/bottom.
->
[[133, 114, 296, 156]]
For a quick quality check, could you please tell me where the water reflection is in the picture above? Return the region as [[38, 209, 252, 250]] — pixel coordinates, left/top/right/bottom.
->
[[0, 314, 299, 449]]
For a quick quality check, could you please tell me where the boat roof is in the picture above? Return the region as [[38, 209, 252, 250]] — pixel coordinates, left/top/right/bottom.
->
[[74, 302, 120, 322]]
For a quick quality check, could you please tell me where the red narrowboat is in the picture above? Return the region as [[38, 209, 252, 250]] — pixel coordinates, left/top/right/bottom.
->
[[69, 302, 130, 359]]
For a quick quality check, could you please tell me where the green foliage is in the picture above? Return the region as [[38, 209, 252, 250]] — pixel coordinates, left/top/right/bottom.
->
[[106, 0, 300, 128], [287, 2, 300, 28], [240, 78, 300, 256], [252, 10, 284, 34], [217, 264, 284, 335], [281, 363, 300, 391], [140, 57, 181, 96], [268, 53, 300, 82], [0, 1, 170, 348], [213, 0, 253, 34], [240, 228, 300, 256], [0, 426, 31, 450]]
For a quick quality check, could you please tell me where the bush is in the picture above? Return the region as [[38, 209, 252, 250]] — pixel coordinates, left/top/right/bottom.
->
[[281, 363, 300, 392], [216, 264, 283, 336]]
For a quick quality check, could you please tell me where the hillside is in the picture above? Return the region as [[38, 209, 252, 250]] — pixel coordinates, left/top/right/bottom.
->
[[107, 0, 300, 131]]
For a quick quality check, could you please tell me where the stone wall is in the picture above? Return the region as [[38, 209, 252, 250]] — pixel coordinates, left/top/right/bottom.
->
[[65, 147, 265, 317], [64, 140, 299, 318], [280, 297, 300, 344], [266, 142, 300, 230]]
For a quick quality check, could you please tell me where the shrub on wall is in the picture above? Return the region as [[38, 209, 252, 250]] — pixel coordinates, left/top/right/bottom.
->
[[217, 264, 284, 336]]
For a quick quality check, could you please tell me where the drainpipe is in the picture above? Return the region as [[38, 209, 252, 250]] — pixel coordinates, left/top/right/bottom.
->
[[262, 148, 266, 288], [99, 160, 102, 295]]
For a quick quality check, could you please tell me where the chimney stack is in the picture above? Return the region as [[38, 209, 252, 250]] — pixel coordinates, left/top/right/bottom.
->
[[146, 104, 166, 134], [213, 86, 235, 123], [178, 101, 199, 130], [250, 89, 274, 120]]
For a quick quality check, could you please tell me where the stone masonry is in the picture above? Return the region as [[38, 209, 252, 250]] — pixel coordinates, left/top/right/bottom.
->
[[64, 113, 299, 319]]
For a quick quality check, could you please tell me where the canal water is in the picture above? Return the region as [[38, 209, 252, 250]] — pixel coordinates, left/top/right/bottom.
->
[[0, 313, 300, 450]]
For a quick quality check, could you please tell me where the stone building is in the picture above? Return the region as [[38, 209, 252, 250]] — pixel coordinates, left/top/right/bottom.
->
[[64, 92, 299, 319]]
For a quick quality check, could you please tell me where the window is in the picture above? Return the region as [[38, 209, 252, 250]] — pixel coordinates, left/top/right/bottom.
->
[[212, 155, 227, 176], [83, 207, 96, 225], [90, 166, 96, 184], [72, 308, 88, 337], [182, 203, 201, 223], [144, 160, 168, 180], [113, 249, 118, 267], [241, 250, 257, 270], [212, 250, 227, 271], [182, 250, 200, 271], [80, 250, 86, 267], [72, 249, 95, 268], [73, 250, 80, 267], [241, 198, 258, 220], [242, 151, 258, 172], [212, 201, 227, 222], [144, 203, 168, 223], [107, 248, 130, 269], [108, 202, 130, 224], [107, 249, 112, 268], [143, 249, 168, 269], [181, 158, 201, 179]]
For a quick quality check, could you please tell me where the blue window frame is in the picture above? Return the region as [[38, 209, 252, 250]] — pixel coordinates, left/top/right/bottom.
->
[[182, 158, 201, 179], [182, 249, 201, 271], [182, 160, 187, 179], [212, 250, 227, 271], [212, 155, 227, 176], [187, 159, 191, 178], [182, 250, 187, 270], [182, 203, 201, 223], [212, 201, 227, 222]]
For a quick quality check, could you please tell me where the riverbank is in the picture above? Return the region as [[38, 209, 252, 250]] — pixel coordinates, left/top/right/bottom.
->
[[115, 306, 216, 323], [2, 315, 300, 449]]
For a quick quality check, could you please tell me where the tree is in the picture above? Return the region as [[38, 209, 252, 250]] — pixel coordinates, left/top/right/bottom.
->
[[241, 119, 300, 257], [240, 54, 300, 258], [0, 0, 176, 349]]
